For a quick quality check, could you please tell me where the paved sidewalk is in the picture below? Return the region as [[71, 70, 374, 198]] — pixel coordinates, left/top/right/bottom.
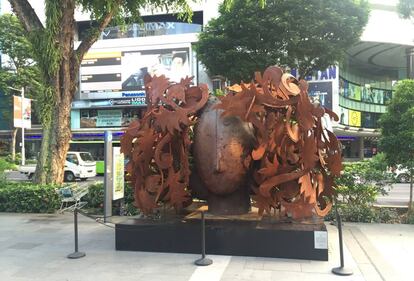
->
[[0, 213, 412, 281]]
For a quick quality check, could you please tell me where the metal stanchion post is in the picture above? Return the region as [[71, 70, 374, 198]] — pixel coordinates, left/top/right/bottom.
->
[[332, 203, 352, 276], [194, 211, 212, 266], [67, 208, 86, 259]]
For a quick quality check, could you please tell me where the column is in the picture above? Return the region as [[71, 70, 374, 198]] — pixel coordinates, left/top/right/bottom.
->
[[407, 47, 414, 79], [359, 137, 364, 161]]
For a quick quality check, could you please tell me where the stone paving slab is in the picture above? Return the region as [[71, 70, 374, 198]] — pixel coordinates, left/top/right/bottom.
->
[[0, 212, 411, 281]]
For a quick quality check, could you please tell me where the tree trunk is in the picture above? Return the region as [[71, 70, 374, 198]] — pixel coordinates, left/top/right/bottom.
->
[[33, 123, 51, 184], [409, 169, 413, 212], [10, 128, 18, 162], [9, 0, 112, 185], [47, 0, 77, 185]]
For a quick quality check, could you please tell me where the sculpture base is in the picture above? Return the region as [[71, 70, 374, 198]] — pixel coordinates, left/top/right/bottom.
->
[[115, 210, 328, 261]]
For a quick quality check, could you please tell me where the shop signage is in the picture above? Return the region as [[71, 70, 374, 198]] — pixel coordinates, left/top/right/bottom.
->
[[109, 97, 146, 106], [291, 66, 337, 81], [72, 96, 146, 109], [101, 22, 201, 40], [80, 91, 145, 100]]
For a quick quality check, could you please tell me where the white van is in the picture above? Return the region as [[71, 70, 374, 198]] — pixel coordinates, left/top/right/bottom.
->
[[19, 151, 96, 182]]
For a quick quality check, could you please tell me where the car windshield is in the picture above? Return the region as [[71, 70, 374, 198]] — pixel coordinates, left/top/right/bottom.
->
[[80, 152, 94, 162]]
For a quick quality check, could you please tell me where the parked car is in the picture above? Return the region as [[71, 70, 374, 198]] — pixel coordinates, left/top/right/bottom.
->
[[19, 151, 96, 182], [394, 167, 411, 183]]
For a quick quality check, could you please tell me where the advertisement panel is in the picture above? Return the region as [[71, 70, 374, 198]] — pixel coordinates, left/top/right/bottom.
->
[[308, 81, 333, 110], [13, 95, 31, 128], [79, 108, 141, 128], [339, 107, 349, 126], [348, 109, 361, 127], [81, 109, 123, 128], [96, 110, 123, 127], [339, 77, 392, 105], [112, 147, 125, 200], [80, 47, 191, 99], [362, 112, 380, 129], [292, 66, 337, 111]]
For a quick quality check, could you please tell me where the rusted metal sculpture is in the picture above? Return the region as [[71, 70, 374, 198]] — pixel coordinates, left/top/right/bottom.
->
[[120, 75, 209, 214], [121, 66, 342, 220], [190, 100, 256, 215], [214, 67, 342, 219]]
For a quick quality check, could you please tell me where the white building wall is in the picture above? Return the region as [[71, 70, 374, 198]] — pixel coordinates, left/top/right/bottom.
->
[[362, 5, 414, 46]]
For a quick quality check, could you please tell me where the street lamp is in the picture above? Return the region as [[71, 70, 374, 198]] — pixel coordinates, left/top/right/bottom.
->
[[7, 86, 26, 166]]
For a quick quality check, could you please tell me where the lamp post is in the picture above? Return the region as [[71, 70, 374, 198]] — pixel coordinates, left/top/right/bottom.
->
[[8, 86, 26, 166]]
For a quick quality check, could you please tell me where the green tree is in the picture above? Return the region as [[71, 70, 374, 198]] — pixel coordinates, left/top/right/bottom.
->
[[8, 0, 198, 184], [195, 0, 369, 82], [379, 80, 414, 210], [0, 14, 44, 163], [398, 0, 414, 18]]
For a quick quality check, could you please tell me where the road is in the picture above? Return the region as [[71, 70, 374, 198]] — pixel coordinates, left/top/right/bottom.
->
[[376, 183, 412, 207], [4, 171, 412, 207], [4, 170, 103, 187]]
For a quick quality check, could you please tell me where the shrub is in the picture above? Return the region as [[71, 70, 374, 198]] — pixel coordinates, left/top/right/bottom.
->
[[5, 153, 21, 165], [84, 182, 104, 209], [0, 157, 16, 172], [0, 182, 60, 213], [402, 209, 414, 224], [330, 154, 396, 223], [84, 182, 139, 216], [375, 207, 400, 224]]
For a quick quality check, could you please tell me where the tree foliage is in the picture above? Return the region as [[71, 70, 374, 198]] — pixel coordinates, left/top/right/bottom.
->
[[0, 14, 45, 135], [379, 80, 414, 210], [196, 0, 369, 82], [398, 0, 414, 18], [0, 14, 43, 98], [7, 0, 198, 184], [379, 80, 414, 169]]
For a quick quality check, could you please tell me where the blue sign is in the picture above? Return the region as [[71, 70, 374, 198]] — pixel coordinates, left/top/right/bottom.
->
[[291, 66, 337, 81]]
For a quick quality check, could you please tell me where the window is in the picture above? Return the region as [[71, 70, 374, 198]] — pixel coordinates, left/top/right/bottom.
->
[[80, 152, 94, 162], [212, 79, 222, 91], [66, 154, 79, 165]]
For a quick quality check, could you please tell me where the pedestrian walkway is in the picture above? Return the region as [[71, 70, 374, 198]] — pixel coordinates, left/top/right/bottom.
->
[[0, 213, 412, 281]]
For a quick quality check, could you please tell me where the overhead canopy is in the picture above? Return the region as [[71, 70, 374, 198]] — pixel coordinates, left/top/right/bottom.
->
[[345, 41, 410, 77]]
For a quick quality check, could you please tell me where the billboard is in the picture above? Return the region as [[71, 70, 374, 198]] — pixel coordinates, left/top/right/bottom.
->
[[348, 109, 361, 127], [13, 95, 31, 128], [80, 47, 191, 99], [308, 81, 333, 110], [339, 107, 349, 126], [339, 77, 393, 105]]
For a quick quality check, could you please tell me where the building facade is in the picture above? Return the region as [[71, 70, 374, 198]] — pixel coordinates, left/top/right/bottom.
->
[[332, 0, 414, 160]]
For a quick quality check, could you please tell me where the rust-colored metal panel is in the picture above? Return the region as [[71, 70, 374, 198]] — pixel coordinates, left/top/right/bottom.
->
[[121, 66, 342, 220]]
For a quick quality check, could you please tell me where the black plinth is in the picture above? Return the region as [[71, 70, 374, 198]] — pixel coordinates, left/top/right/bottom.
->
[[115, 214, 328, 261]]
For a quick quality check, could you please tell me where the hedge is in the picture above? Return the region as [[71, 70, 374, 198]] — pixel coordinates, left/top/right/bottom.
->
[[0, 182, 60, 213], [84, 182, 139, 216]]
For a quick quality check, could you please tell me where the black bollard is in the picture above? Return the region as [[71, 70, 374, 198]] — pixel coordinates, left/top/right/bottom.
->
[[194, 211, 213, 266], [332, 204, 352, 276], [67, 208, 86, 259]]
